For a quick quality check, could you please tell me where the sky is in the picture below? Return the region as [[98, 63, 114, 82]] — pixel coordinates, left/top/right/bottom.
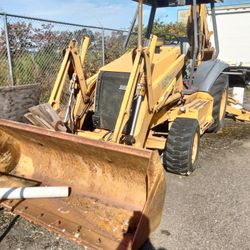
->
[[0, 0, 250, 29]]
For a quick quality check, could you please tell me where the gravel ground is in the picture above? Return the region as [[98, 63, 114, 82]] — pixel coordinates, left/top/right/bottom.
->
[[145, 119, 250, 250], [0, 91, 250, 250]]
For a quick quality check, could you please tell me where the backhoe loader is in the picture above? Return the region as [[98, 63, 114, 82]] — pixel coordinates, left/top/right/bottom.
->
[[0, 0, 234, 249]]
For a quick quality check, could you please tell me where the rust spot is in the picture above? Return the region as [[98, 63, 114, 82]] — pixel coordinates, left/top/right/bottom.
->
[[77, 226, 82, 232]]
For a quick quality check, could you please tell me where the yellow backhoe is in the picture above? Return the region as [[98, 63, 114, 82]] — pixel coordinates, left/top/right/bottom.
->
[[0, 0, 247, 249]]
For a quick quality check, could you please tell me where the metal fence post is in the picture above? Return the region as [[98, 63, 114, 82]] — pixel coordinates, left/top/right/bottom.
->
[[102, 28, 105, 66], [3, 13, 14, 86]]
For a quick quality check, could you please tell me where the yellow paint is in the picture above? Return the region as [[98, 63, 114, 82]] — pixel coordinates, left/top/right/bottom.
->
[[192, 133, 199, 164]]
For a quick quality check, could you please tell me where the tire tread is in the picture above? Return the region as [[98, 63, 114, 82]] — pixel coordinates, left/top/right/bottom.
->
[[163, 118, 200, 174]]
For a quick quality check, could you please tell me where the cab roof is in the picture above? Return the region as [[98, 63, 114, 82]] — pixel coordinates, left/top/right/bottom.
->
[[132, 0, 223, 7]]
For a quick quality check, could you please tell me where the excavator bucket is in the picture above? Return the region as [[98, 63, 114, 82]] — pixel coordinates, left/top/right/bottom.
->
[[0, 119, 166, 250]]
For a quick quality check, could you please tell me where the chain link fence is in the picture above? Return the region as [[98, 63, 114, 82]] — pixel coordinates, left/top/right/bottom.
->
[[0, 13, 127, 101], [0, 15, 9, 85]]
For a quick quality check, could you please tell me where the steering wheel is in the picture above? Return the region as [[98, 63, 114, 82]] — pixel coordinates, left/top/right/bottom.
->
[[162, 34, 180, 46]]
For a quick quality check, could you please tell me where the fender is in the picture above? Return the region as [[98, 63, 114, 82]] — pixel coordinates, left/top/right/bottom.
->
[[193, 60, 229, 92]]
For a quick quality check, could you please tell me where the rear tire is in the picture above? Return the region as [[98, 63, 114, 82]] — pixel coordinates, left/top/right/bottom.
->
[[162, 118, 200, 175], [207, 74, 229, 133]]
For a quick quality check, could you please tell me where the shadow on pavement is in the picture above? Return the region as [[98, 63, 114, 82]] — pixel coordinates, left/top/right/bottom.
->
[[140, 239, 167, 250]]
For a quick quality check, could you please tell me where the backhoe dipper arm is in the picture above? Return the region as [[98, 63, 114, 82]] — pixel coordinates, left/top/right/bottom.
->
[[49, 38, 90, 111], [187, 3, 215, 68]]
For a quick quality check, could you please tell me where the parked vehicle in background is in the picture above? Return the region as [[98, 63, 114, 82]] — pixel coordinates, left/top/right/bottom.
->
[[207, 3, 250, 87]]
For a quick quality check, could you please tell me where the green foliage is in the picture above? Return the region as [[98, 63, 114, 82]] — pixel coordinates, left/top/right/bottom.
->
[[152, 20, 186, 38], [105, 31, 125, 64], [0, 51, 9, 86], [12, 53, 36, 85], [126, 20, 186, 49]]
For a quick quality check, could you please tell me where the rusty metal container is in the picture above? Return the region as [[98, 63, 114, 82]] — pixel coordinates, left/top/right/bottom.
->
[[0, 119, 166, 249]]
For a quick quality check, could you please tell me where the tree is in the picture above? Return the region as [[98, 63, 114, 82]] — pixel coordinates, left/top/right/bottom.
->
[[127, 20, 186, 48]]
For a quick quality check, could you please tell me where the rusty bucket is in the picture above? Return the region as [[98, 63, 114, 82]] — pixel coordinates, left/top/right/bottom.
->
[[0, 119, 166, 249]]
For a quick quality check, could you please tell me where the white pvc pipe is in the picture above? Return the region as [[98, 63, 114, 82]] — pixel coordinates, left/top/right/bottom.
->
[[0, 186, 69, 200]]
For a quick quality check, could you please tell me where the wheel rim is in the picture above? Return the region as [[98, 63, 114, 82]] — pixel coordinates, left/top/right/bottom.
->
[[219, 89, 227, 121], [192, 133, 199, 164]]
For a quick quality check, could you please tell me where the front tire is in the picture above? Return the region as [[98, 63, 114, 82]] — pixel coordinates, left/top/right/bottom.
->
[[162, 118, 200, 175]]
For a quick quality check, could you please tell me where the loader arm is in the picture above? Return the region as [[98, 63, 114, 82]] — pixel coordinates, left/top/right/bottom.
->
[[49, 39, 90, 111], [111, 36, 158, 144]]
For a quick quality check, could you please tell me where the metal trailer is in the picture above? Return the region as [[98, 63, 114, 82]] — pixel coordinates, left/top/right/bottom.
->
[[207, 4, 250, 86]]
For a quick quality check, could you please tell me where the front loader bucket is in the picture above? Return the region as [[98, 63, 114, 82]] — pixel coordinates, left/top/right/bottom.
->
[[0, 119, 165, 250]]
